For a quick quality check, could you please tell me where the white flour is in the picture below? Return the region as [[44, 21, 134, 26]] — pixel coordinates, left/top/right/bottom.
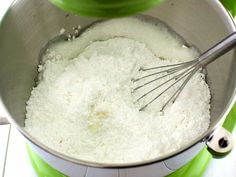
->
[[25, 18, 210, 163]]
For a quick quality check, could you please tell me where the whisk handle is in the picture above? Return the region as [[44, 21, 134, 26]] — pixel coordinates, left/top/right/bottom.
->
[[198, 32, 236, 66]]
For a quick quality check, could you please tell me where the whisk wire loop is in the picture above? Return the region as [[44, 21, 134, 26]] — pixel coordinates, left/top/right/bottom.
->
[[138, 64, 200, 111]]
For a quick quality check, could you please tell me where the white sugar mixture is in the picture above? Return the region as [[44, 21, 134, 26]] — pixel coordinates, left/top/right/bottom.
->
[[25, 17, 210, 163]]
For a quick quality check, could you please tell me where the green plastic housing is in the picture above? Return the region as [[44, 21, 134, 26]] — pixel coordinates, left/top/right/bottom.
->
[[49, 0, 163, 18]]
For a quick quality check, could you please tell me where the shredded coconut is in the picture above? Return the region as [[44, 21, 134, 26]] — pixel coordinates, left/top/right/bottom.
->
[[59, 28, 66, 35], [25, 17, 210, 163]]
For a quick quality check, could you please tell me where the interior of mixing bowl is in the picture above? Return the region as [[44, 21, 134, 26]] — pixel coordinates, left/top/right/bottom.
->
[[0, 0, 236, 164]]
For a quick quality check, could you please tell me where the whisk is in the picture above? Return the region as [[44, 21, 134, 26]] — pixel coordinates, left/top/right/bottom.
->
[[133, 32, 236, 111]]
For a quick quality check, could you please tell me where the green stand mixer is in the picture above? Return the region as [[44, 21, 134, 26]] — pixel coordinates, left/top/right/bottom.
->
[[50, 0, 235, 18], [49, 0, 164, 17], [26, 0, 236, 177], [0, 0, 236, 177]]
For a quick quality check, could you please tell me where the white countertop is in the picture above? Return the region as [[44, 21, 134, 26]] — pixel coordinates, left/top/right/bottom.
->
[[0, 0, 236, 177]]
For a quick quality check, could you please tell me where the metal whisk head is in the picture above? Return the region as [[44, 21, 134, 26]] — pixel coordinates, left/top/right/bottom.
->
[[132, 59, 202, 112], [132, 32, 236, 111]]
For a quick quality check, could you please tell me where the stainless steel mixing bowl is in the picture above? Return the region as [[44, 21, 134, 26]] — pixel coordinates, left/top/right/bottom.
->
[[0, 0, 236, 176]]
